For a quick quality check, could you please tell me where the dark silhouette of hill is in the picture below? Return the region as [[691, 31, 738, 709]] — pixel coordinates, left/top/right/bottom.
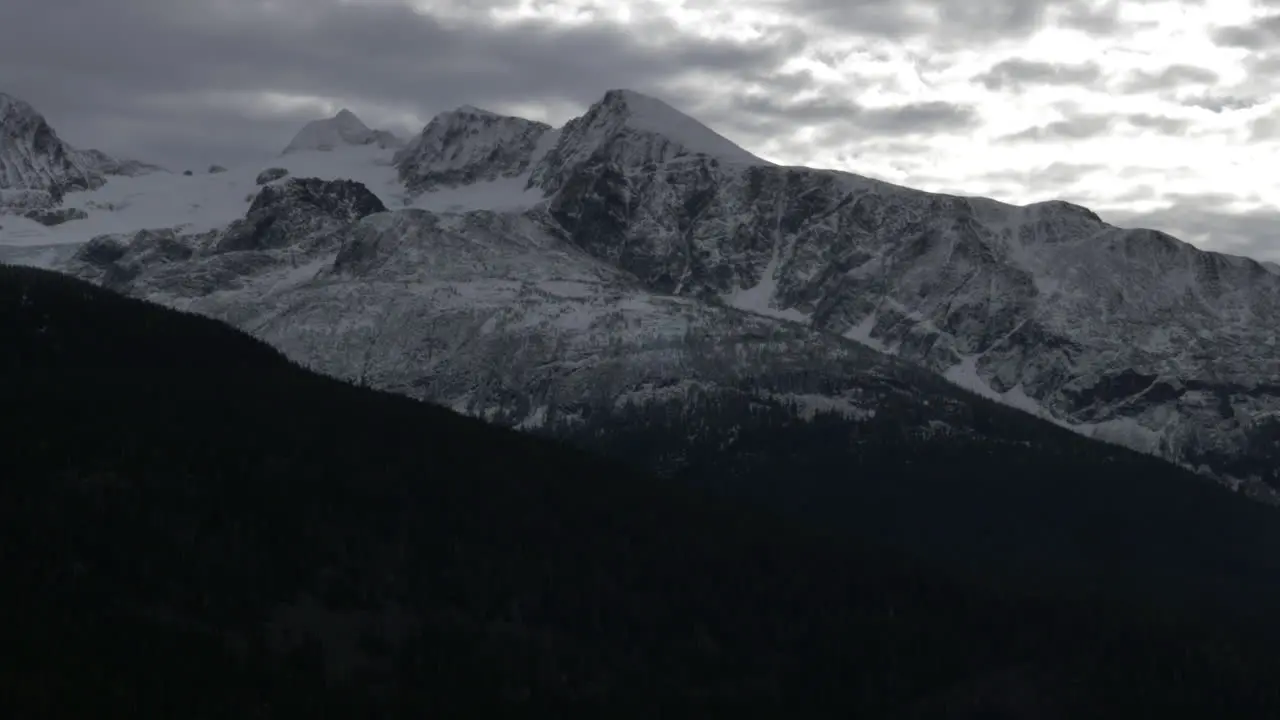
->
[[553, 367, 1280, 621], [2, 263, 1280, 717]]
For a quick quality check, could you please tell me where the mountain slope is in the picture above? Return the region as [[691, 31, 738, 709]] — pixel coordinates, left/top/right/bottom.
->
[[391, 89, 1278, 491], [48, 178, 1280, 619], [5, 262, 1280, 716], [518, 92, 1280, 491]]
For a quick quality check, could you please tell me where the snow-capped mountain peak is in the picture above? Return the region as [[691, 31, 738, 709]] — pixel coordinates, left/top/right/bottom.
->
[[599, 88, 767, 165], [0, 92, 105, 194], [282, 108, 403, 155], [393, 106, 555, 196], [526, 88, 769, 196]]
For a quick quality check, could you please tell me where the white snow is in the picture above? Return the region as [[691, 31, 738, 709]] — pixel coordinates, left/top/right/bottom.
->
[[0, 145, 406, 250], [613, 90, 769, 166], [843, 312, 890, 352], [0, 133, 565, 254], [943, 354, 1064, 427], [721, 202, 808, 323], [1076, 416, 1167, 456]]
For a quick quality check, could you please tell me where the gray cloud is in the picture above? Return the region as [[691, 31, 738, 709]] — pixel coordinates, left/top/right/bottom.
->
[[1212, 14, 1280, 50], [1000, 114, 1114, 141], [726, 94, 978, 139], [848, 101, 980, 135], [1103, 203, 1280, 262], [1249, 112, 1280, 141], [775, 0, 1144, 45], [976, 161, 1107, 188], [1124, 113, 1192, 135], [1055, 0, 1126, 35], [1180, 94, 1266, 113], [973, 58, 1103, 91], [1120, 64, 1219, 93], [0, 0, 806, 167]]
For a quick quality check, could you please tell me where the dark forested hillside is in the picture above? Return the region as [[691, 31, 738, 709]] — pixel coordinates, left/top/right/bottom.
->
[[551, 381, 1280, 621], [3, 262, 1280, 717]]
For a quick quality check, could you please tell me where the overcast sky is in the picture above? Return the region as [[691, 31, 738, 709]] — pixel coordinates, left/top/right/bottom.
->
[[2, 0, 1279, 262]]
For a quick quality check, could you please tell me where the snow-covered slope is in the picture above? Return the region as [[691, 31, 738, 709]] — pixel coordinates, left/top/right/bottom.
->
[[535, 123, 1280, 489], [4, 87, 1277, 498], [395, 106, 556, 196], [0, 145, 406, 259], [282, 109, 402, 154], [0, 102, 543, 257], [56, 177, 1027, 473]]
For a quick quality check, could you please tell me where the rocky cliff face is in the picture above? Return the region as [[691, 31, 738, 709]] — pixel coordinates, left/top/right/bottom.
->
[[0, 92, 105, 197], [63, 180, 909, 432], [507, 91, 1280, 491], [394, 106, 554, 194]]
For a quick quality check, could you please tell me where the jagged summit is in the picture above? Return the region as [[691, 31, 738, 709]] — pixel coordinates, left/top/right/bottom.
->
[[0, 92, 105, 194], [526, 88, 770, 194], [393, 88, 770, 199], [394, 106, 555, 194], [282, 108, 403, 154], [597, 88, 767, 165]]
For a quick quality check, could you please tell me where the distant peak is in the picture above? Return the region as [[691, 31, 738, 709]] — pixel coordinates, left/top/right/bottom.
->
[[0, 91, 118, 193], [0, 92, 42, 122], [281, 107, 391, 154], [329, 108, 370, 129], [454, 104, 497, 116]]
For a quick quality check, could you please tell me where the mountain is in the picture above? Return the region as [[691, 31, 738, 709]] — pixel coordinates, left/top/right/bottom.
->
[[0, 91, 163, 231], [0, 92, 161, 190], [282, 108, 403, 154], [1, 88, 1278, 499], [53, 171, 1280, 607], [7, 262, 1280, 716], [513, 91, 1280, 491], [0, 92, 105, 196], [525, 88, 767, 193], [393, 105, 556, 195]]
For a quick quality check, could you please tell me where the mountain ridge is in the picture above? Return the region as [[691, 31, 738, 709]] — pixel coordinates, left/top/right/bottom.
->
[[1, 87, 1278, 497]]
